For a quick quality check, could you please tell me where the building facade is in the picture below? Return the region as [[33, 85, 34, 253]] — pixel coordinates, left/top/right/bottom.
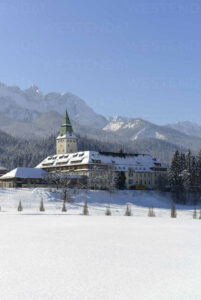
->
[[37, 111, 168, 190]]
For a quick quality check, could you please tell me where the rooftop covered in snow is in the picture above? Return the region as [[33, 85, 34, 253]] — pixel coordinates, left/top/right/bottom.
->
[[0, 168, 48, 180], [37, 151, 167, 173]]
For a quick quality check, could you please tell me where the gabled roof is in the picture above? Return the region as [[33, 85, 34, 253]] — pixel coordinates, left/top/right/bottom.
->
[[0, 168, 48, 180]]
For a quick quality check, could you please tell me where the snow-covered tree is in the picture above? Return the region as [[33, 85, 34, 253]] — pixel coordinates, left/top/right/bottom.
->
[[148, 206, 155, 217], [125, 204, 132, 216], [18, 201, 23, 212], [40, 199, 45, 212], [169, 150, 183, 187], [105, 206, 111, 216]]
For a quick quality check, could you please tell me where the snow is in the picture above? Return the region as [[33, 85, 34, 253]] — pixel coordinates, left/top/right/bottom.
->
[[0, 188, 200, 300], [37, 151, 167, 173], [0, 168, 47, 180], [103, 121, 124, 131]]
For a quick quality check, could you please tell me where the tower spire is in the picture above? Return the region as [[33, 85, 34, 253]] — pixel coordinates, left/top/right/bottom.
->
[[56, 110, 77, 154], [58, 109, 73, 137]]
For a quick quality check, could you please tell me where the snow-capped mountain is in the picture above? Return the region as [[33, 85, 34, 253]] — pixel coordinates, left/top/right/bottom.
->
[[103, 117, 201, 153], [0, 82, 107, 131], [167, 121, 201, 138], [104, 117, 167, 140], [1, 81, 201, 159]]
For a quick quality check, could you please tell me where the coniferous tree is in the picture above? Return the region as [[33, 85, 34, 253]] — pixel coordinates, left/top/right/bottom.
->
[[40, 199, 45, 212], [18, 201, 23, 212], [199, 207, 201, 219], [193, 208, 197, 219], [169, 150, 183, 188], [116, 171, 126, 190], [105, 206, 111, 216], [171, 203, 177, 218], [148, 206, 155, 217], [125, 204, 132, 216], [83, 201, 89, 215], [197, 150, 201, 177]]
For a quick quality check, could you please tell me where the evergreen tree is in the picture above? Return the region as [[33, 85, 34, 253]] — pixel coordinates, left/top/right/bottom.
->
[[199, 207, 201, 219], [105, 206, 111, 216], [193, 208, 197, 219], [197, 150, 201, 177], [62, 200, 67, 212], [116, 171, 126, 190], [40, 199, 45, 212], [148, 206, 155, 217], [169, 150, 183, 187], [83, 201, 89, 215], [171, 203, 177, 218], [18, 201, 23, 212], [125, 204, 132, 216]]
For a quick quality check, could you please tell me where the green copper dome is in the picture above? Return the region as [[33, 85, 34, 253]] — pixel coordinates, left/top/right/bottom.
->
[[58, 110, 73, 136]]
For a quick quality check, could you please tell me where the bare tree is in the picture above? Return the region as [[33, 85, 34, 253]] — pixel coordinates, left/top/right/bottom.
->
[[105, 166, 116, 202], [45, 173, 71, 189], [171, 203, 177, 218], [62, 200, 67, 212], [193, 208, 197, 219], [65, 190, 74, 203], [83, 200, 89, 215]]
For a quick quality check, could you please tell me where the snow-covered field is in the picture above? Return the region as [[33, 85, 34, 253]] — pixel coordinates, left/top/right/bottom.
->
[[0, 188, 200, 300]]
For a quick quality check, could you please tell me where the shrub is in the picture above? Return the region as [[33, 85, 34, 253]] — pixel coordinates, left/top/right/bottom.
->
[[125, 204, 132, 216], [18, 201, 23, 212], [148, 206, 155, 217], [40, 199, 45, 212], [105, 206, 111, 216]]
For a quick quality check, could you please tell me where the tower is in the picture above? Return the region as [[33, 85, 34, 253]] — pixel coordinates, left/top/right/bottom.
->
[[56, 110, 78, 155]]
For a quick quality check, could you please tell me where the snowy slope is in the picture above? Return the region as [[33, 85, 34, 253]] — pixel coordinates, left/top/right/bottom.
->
[[0, 188, 199, 216], [0, 189, 200, 300]]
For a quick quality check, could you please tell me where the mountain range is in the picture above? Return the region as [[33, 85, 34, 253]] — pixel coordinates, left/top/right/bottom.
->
[[0, 82, 201, 164]]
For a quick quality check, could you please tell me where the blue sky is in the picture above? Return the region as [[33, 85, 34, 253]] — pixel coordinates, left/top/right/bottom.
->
[[0, 0, 201, 124]]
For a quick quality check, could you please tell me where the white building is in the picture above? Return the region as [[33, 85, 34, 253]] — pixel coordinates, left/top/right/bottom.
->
[[37, 111, 168, 189]]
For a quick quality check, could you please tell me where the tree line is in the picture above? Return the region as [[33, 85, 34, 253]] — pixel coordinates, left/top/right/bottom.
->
[[169, 149, 201, 204]]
